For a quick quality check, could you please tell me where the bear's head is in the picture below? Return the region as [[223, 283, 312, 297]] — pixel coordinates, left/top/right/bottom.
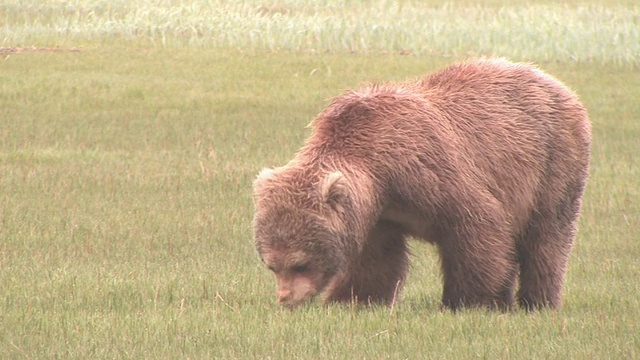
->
[[252, 167, 359, 307]]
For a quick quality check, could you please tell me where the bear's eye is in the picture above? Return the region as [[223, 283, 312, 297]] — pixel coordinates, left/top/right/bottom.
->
[[291, 263, 309, 273]]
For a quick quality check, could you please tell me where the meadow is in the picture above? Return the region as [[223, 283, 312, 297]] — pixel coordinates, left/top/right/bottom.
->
[[1, 0, 639, 358]]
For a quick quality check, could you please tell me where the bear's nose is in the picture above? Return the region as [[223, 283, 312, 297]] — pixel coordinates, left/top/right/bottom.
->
[[277, 288, 292, 305]]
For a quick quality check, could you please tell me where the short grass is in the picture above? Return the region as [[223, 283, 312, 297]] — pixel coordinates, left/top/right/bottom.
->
[[1, 1, 639, 359]]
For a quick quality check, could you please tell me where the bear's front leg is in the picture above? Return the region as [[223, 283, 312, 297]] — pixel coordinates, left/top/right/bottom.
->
[[325, 221, 410, 306]]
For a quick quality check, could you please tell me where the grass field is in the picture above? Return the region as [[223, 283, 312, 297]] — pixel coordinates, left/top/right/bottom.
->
[[3, 0, 640, 64], [1, 0, 639, 359]]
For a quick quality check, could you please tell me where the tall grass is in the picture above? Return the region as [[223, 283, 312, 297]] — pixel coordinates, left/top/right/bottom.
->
[[2, 0, 639, 64]]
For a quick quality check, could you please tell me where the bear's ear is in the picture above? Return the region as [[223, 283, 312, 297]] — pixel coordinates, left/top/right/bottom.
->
[[254, 168, 275, 190], [320, 171, 349, 209]]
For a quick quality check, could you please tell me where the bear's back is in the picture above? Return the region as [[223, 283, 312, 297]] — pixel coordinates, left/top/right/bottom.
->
[[302, 58, 589, 232], [308, 58, 587, 159]]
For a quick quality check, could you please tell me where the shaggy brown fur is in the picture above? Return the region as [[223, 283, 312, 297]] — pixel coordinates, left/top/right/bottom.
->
[[253, 58, 591, 311]]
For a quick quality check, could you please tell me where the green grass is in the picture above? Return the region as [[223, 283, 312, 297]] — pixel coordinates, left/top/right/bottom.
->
[[2, 0, 640, 64], [1, 1, 640, 359]]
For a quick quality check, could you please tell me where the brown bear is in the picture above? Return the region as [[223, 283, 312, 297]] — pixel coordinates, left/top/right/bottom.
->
[[252, 58, 591, 311]]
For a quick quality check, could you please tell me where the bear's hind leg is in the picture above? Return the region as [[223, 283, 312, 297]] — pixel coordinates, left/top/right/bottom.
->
[[517, 175, 586, 310], [439, 223, 518, 311], [517, 207, 579, 310], [327, 220, 409, 305]]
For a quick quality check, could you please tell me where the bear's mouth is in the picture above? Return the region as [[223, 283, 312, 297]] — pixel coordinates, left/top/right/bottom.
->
[[278, 291, 319, 308]]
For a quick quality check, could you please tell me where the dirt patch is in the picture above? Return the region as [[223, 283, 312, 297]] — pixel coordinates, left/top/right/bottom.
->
[[0, 46, 82, 54]]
